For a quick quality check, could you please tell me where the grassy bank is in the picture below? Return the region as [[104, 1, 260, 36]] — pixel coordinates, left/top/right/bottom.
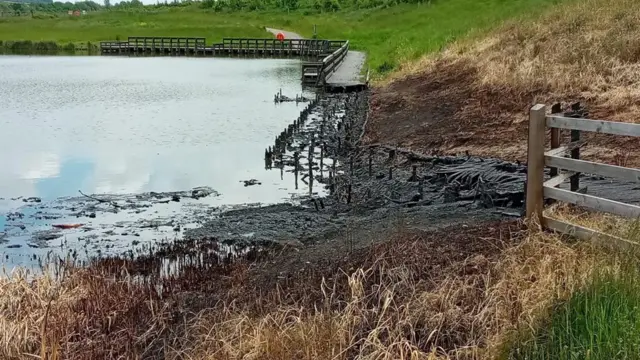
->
[[0, 0, 571, 74], [2, 218, 638, 359], [509, 265, 640, 360], [367, 0, 640, 167], [0, 40, 99, 54]]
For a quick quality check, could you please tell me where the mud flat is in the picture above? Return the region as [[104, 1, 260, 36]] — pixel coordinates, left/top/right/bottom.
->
[[185, 90, 640, 263], [186, 91, 525, 251], [3, 90, 639, 274]]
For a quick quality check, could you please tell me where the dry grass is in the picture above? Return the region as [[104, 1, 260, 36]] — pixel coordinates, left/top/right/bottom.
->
[[165, 226, 610, 360], [546, 202, 640, 242], [0, 220, 630, 360], [369, 0, 640, 166], [0, 264, 174, 360], [391, 0, 640, 120]]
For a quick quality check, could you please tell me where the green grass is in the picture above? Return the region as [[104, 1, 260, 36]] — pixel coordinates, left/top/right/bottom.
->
[[0, 0, 571, 75], [508, 262, 640, 360]]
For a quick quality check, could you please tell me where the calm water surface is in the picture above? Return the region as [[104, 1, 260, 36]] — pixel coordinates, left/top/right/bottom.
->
[[0, 55, 309, 204], [0, 55, 326, 265]]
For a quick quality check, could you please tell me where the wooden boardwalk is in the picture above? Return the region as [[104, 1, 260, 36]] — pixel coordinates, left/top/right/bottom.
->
[[325, 50, 367, 92], [100, 37, 339, 58], [99, 36, 365, 89]]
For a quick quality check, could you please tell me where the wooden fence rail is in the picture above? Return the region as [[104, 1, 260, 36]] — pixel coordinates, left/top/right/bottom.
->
[[526, 104, 640, 247]]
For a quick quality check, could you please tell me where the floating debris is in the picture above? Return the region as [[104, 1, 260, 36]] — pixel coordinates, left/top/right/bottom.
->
[[273, 88, 313, 103], [243, 179, 262, 187]]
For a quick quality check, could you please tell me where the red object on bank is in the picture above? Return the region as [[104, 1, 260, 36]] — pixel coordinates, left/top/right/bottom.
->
[[276, 33, 285, 41]]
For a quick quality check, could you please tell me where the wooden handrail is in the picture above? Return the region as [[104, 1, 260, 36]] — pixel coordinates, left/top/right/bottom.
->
[[312, 40, 349, 86]]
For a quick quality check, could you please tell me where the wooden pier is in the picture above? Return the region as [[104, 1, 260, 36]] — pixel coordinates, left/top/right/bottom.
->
[[301, 40, 349, 86], [99, 36, 361, 88], [100, 37, 342, 58]]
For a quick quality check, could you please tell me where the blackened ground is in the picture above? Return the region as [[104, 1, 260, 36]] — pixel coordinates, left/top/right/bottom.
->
[[183, 89, 640, 284], [367, 59, 640, 167]]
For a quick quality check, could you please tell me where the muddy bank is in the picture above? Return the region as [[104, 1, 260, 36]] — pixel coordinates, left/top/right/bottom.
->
[[186, 90, 640, 254], [367, 60, 640, 167], [0, 187, 223, 268], [3, 89, 639, 272], [186, 90, 524, 249]]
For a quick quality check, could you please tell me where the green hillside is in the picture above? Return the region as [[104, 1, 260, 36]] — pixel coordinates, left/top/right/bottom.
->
[[0, 0, 572, 75]]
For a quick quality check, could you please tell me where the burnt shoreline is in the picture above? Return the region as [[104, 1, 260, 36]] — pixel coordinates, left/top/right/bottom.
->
[[11, 90, 639, 276], [179, 90, 529, 261], [89, 89, 530, 281]]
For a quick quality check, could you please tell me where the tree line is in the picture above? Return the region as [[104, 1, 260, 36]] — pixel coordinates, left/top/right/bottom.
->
[[0, 0, 433, 17], [198, 0, 431, 12], [0, 1, 102, 16]]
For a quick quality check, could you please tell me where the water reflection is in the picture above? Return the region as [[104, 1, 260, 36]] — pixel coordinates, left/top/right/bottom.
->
[[0, 55, 308, 203]]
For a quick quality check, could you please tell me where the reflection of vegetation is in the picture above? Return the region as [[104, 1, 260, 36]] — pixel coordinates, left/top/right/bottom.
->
[[0, 39, 98, 54], [273, 62, 300, 82]]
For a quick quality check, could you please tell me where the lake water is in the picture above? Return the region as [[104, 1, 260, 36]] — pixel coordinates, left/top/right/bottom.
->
[[0, 55, 310, 203], [0, 55, 327, 266]]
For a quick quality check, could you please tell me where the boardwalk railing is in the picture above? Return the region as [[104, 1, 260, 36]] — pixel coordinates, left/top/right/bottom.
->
[[221, 38, 331, 55], [526, 104, 640, 248], [99, 36, 351, 88], [302, 40, 349, 86], [130, 37, 206, 50], [100, 37, 336, 57]]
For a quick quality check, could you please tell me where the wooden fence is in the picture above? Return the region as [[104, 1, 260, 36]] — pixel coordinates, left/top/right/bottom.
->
[[526, 104, 640, 247]]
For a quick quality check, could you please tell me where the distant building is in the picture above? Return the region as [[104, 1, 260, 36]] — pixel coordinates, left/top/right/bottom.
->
[[67, 10, 72, 15], [72, 10, 80, 16]]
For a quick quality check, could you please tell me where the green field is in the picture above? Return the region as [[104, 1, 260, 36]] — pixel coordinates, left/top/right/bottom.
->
[[0, 0, 570, 75]]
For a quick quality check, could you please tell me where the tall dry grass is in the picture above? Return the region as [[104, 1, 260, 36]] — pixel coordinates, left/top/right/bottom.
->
[[392, 0, 640, 123], [166, 227, 610, 360], [0, 264, 173, 360], [0, 221, 630, 359], [547, 202, 640, 241]]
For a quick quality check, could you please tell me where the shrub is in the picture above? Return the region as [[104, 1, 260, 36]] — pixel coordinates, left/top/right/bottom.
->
[[63, 42, 76, 52]]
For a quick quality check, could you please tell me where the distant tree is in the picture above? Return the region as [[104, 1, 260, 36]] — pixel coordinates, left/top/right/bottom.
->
[[104, 0, 111, 7], [282, 0, 298, 10], [11, 2, 24, 15], [0, 2, 9, 16]]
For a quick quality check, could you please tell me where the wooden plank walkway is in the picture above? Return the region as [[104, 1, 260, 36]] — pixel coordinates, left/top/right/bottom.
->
[[325, 50, 366, 91], [100, 37, 334, 58], [99, 35, 366, 89]]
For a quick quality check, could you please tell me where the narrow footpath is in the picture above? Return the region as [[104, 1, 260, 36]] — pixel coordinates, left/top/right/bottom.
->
[[326, 50, 366, 87], [266, 27, 366, 88], [265, 27, 303, 40]]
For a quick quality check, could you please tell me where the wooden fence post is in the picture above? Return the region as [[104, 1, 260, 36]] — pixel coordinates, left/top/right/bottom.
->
[[526, 104, 547, 222], [549, 103, 562, 178], [570, 130, 581, 191]]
